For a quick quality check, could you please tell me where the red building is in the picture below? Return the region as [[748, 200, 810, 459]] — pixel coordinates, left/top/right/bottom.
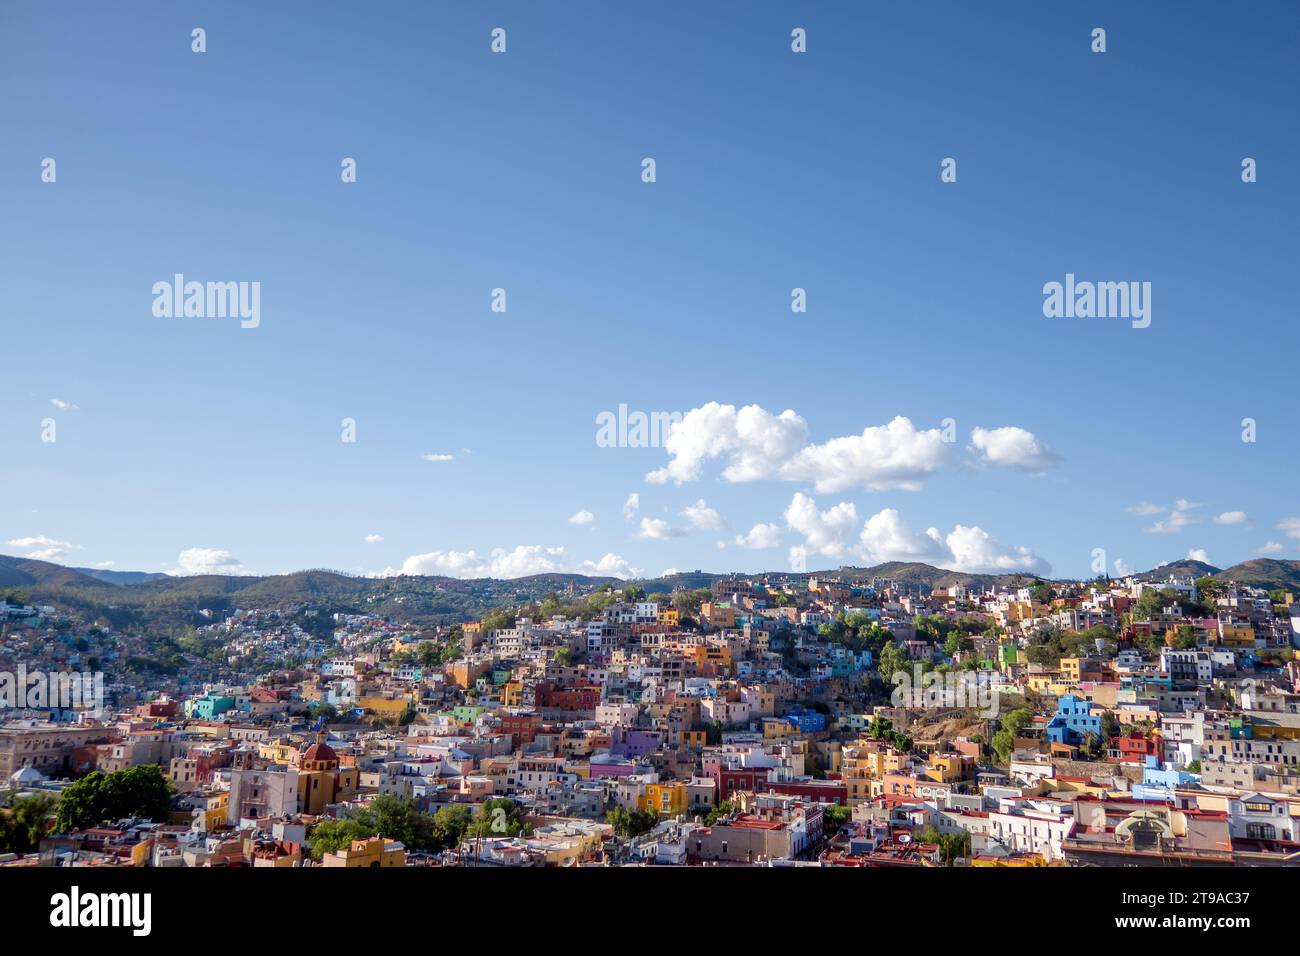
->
[[499, 713, 541, 746], [767, 779, 848, 806], [1108, 732, 1162, 764], [535, 683, 600, 713]]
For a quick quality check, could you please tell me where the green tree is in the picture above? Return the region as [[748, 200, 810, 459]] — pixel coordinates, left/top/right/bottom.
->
[[307, 795, 446, 860], [54, 765, 172, 832], [606, 805, 658, 838], [943, 632, 974, 657], [937, 831, 971, 865], [877, 642, 910, 685], [309, 701, 338, 722], [823, 804, 852, 832], [431, 805, 473, 850], [307, 816, 376, 859], [705, 801, 737, 826], [991, 707, 1035, 764], [0, 794, 56, 853], [467, 798, 530, 839], [866, 716, 894, 741]]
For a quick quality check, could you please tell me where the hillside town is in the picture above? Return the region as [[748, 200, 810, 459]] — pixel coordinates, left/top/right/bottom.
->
[[3, 569, 1300, 869]]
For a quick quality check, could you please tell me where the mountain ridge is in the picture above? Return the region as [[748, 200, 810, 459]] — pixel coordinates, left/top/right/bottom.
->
[[3, 553, 1296, 630]]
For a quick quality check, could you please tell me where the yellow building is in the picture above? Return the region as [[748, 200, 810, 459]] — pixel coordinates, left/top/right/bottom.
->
[[259, 741, 299, 764], [502, 681, 524, 707], [920, 754, 969, 784], [639, 782, 687, 818], [1026, 673, 1071, 696], [1217, 623, 1255, 647], [356, 695, 410, 717], [762, 718, 796, 741], [677, 730, 706, 750], [173, 791, 229, 831], [321, 836, 406, 867], [657, 607, 680, 626], [841, 741, 909, 805], [449, 660, 491, 689], [687, 642, 732, 672], [297, 732, 360, 815]]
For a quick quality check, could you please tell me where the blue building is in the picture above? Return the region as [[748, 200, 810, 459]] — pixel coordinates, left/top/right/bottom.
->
[[1045, 694, 1102, 745], [784, 709, 828, 733]]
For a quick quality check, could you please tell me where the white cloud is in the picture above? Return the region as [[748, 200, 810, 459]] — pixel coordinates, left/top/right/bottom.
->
[[660, 567, 681, 576], [1126, 502, 1164, 516], [623, 493, 640, 521], [364, 534, 384, 544], [942, 524, 1051, 575], [857, 508, 947, 564], [645, 403, 1055, 492], [49, 398, 78, 411], [568, 510, 595, 526], [26, 548, 71, 562], [646, 403, 807, 486], [169, 547, 250, 576], [1186, 548, 1211, 563], [637, 518, 685, 540], [1278, 517, 1300, 541], [968, 426, 1059, 472], [734, 523, 782, 550], [784, 492, 859, 557], [1113, 559, 1133, 576], [780, 417, 954, 493], [853, 506, 1049, 575], [1213, 511, 1247, 525], [779, 494, 1050, 575], [681, 499, 725, 531], [7, 535, 74, 550], [394, 545, 567, 578], [1147, 500, 1201, 534], [6, 535, 81, 562], [382, 545, 638, 580], [581, 553, 640, 578], [421, 453, 454, 462], [1256, 541, 1285, 555]]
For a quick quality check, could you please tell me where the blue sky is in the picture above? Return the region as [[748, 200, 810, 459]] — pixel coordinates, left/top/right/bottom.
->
[[2, 1, 1297, 581]]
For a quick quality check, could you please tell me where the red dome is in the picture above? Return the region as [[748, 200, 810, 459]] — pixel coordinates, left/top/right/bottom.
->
[[302, 732, 338, 765]]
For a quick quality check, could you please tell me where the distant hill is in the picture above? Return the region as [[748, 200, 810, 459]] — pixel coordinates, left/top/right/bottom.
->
[[0, 555, 118, 591], [826, 562, 1041, 592], [5, 552, 1297, 635], [1133, 557, 1300, 592], [1213, 559, 1300, 592], [1134, 559, 1222, 581], [0, 555, 622, 630], [70, 567, 170, 585]]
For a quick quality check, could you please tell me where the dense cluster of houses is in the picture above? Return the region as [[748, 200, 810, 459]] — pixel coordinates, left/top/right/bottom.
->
[[3, 570, 1300, 867]]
